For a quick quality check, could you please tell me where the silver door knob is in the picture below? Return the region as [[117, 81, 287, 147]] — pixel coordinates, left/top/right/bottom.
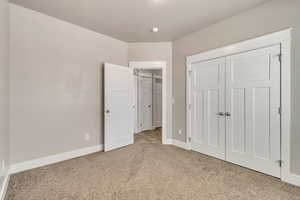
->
[[217, 112, 225, 116], [225, 112, 231, 117]]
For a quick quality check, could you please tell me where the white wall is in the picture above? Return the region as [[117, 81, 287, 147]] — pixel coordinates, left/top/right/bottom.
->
[[173, 0, 300, 175], [0, 0, 9, 188], [9, 4, 128, 164], [129, 42, 172, 139]]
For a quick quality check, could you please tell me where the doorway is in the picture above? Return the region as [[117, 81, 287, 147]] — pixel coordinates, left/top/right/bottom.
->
[[134, 69, 162, 142], [130, 61, 167, 144]]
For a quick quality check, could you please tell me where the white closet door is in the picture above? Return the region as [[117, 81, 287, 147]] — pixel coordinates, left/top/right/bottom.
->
[[190, 58, 226, 160], [226, 45, 281, 177], [139, 76, 153, 131]]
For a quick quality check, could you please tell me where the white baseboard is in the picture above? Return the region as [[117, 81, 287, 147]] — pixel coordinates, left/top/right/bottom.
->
[[283, 173, 300, 187], [0, 172, 10, 200], [171, 139, 190, 150], [164, 139, 173, 145], [10, 145, 103, 174]]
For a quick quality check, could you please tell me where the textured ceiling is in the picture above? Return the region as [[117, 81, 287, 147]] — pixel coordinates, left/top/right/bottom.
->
[[10, 0, 271, 42]]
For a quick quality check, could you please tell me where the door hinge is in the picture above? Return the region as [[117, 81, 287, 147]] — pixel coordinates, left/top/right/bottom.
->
[[278, 107, 282, 115], [277, 160, 283, 167], [188, 137, 192, 143], [188, 70, 193, 76], [188, 104, 191, 110]]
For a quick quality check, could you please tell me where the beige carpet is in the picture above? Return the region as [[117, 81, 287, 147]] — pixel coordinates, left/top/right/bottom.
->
[[5, 129, 300, 200]]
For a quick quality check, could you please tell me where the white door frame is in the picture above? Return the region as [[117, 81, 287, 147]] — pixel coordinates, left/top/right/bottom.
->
[[186, 29, 296, 185], [130, 61, 168, 144]]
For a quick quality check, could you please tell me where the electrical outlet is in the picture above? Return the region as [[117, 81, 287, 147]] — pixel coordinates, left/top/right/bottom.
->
[[178, 129, 182, 135], [84, 133, 90, 141]]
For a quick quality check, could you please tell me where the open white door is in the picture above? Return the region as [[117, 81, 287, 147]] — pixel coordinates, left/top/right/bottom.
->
[[104, 63, 134, 152]]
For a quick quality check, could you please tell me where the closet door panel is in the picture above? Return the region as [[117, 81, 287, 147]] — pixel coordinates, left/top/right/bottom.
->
[[225, 45, 281, 178], [191, 58, 226, 160]]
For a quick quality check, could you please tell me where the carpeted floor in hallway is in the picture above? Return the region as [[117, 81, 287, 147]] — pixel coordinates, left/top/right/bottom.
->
[[5, 129, 300, 200]]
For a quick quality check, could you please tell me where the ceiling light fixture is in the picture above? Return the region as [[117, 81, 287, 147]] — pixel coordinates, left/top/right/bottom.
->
[[151, 27, 159, 33]]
